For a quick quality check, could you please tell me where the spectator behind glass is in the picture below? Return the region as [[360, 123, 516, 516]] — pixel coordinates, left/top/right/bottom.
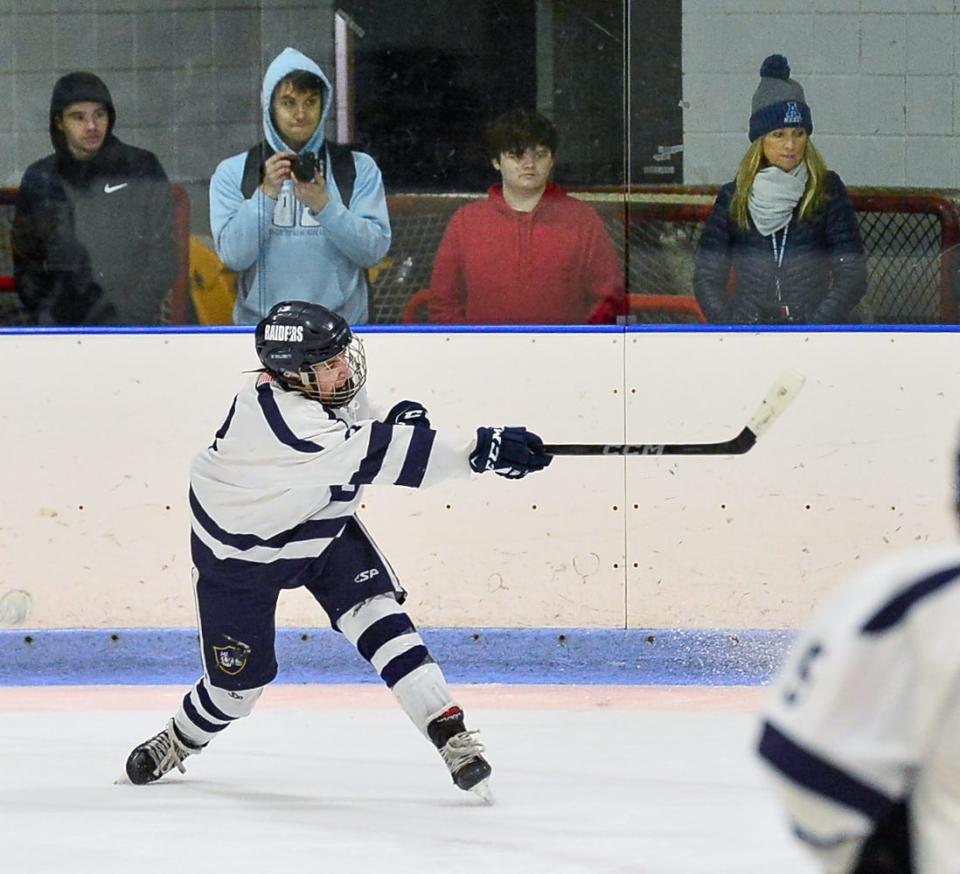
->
[[694, 55, 866, 325], [12, 72, 177, 326], [209, 47, 391, 326], [427, 108, 625, 325]]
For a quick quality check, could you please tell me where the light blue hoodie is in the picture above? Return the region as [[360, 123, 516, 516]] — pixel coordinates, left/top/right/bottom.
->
[[209, 47, 391, 325]]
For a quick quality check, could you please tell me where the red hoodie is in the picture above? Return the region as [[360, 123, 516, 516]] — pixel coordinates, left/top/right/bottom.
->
[[427, 182, 625, 325]]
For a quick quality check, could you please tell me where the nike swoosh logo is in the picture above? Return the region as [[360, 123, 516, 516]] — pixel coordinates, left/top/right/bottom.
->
[[104, 183, 128, 194]]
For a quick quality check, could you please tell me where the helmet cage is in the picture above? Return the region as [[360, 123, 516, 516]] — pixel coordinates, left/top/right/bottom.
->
[[288, 335, 367, 407], [256, 301, 367, 407]]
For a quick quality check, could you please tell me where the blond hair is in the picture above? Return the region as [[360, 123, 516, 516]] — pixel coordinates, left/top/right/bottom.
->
[[729, 138, 828, 230]]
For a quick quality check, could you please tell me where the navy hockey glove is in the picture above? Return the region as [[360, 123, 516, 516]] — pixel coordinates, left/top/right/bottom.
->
[[385, 400, 431, 429], [469, 427, 553, 479]]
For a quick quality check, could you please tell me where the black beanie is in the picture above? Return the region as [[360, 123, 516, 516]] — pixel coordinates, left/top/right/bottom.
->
[[748, 55, 812, 142], [49, 72, 116, 152]]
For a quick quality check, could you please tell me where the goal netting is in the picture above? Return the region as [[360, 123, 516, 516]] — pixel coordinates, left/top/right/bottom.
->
[[2, 186, 957, 326], [371, 189, 960, 325]]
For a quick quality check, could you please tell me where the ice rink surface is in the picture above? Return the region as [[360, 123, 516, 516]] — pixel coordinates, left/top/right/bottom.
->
[[0, 684, 817, 874]]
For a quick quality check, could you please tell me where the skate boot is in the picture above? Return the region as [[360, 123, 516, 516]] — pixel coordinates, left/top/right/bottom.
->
[[124, 718, 204, 785], [427, 705, 492, 801]]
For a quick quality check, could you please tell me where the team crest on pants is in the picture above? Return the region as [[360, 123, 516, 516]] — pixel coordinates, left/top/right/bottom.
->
[[213, 635, 251, 676]]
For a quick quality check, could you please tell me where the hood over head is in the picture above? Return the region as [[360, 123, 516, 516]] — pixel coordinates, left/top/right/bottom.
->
[[49, 72, 116, 155], [261, 47, 333, 155]]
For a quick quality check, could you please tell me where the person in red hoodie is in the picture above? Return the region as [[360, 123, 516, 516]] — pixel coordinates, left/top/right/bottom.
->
[[427, 109, 625, 325]]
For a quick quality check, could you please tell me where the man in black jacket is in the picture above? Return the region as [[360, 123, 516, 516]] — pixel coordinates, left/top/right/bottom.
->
[[12, 72, 178, 325]]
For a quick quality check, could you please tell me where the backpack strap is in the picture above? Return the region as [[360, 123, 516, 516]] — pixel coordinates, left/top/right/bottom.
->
[[240, 140, 357, 206], [240, 141, 272, 200], [325, 141, 357, 207]]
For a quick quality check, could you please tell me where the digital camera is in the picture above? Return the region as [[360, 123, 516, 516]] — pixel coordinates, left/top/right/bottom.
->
[[290, 151, 323, 182]]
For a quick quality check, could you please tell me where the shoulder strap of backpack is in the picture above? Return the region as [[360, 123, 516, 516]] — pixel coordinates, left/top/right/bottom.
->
[[240, 141, 273, 200], [325, 141, 370, 315], [325, 141, 357, 207]]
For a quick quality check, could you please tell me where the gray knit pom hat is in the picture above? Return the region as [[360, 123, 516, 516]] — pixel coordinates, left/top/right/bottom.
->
[[749, 54, 812, 141]]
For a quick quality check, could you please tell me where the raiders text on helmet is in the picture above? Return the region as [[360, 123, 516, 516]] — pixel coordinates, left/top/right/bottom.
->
[[255, 301, 367, 406]]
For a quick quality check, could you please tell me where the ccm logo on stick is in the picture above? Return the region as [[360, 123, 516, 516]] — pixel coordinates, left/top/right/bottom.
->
[[354, 568, 380, 583]]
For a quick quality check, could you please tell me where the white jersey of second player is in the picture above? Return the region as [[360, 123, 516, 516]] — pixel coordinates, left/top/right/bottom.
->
[[190, 372, 473, 564], [757, 543, 960, 874]]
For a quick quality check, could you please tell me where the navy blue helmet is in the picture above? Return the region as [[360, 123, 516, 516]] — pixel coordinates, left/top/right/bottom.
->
[[255, 301, 366, 406]]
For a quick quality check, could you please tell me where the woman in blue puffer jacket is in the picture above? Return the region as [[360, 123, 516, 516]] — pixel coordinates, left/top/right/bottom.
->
[[694, 55, 867, 325]]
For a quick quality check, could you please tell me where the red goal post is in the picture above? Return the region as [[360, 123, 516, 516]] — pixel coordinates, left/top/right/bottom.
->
[[375, 186, 960, 325]]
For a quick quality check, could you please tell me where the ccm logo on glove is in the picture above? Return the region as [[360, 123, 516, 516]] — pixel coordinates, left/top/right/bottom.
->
[[385, 400, 431, 428], [469, 426, 552, 479]]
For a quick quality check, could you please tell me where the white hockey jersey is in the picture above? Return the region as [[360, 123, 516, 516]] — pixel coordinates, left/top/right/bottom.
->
[[757, 544, 960, 874], [190, 373, 473, 564]]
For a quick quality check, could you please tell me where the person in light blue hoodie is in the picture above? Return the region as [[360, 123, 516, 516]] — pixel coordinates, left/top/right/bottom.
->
[[210, 47, 391, 325]]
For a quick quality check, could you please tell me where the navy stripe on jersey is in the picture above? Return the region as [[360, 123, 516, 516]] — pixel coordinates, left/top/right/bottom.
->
[[357, 613, 416, 662], [256, 382, 325, 453], [190, 488, 345, 550], [210, 396, 237, 450], [196, 681, 236, 723], [861, 563, 960, 633], [330, 484, 360, 503], [350, 422, 393, 485], [181, 692, 229, 734], [381, 646, 433, 688], [757, 721, 894, 822], [396, 427, 435, 487]]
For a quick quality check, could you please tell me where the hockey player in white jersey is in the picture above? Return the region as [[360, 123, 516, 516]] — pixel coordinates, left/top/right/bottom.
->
[[757, 488, 960, 871], [122, 300, 552, 798]]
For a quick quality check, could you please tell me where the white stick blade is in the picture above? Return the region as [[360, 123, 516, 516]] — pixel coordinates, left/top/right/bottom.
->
[[746, 370, 805, 439]]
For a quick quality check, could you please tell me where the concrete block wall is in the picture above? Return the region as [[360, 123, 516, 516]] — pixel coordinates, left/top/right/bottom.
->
[[0, 0, 335, 231], [682, 0, 960, 186], [4, 2, 960, 222]]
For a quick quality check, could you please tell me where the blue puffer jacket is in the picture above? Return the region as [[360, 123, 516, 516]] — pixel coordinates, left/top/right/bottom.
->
[[693, 171, 867, 324]]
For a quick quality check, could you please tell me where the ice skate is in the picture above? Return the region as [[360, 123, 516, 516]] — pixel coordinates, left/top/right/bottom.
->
[[121, 719, 204, 785], [427, 706, 493, 802]]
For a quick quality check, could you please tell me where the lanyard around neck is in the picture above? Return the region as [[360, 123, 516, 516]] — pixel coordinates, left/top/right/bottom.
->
[[770, 223, 790, 302], [770, 223, 789, 269]]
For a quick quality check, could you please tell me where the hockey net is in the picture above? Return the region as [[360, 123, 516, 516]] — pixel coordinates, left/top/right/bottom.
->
[[374, 187, 960, 325], [1, 186, 958, 325]]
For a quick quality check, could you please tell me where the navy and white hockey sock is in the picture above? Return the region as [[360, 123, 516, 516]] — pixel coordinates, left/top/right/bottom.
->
[[338, 594, 454, 734], [174, 678, 263, 747]]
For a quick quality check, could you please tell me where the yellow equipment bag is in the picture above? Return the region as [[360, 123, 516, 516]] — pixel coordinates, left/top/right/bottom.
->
[[189, 236, 237, 325]]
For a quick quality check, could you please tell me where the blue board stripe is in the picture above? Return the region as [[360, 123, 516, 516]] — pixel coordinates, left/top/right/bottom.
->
[[0, 628, 795, 686]]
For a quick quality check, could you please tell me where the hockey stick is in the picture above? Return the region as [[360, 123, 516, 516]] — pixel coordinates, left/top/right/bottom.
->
[[542, 370, 805, 456]]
